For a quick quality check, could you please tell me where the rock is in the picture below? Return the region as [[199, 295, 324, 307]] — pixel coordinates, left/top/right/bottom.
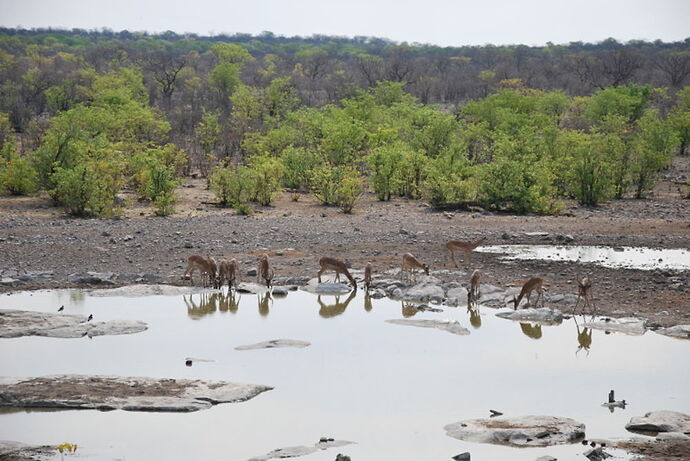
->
[[89, 284, 218, 297], [0, 277, 22, 286], [535, 456, 557, 461], [403, 281, 445, 303], [235, 339, 311, 351], [246, 268, 258, 276], [67, 272, 116, 285], [583, 317, 647, 336], [370, 288, 386, 299], [656, 325, 690, 339], [248, 439, 354, 461], [0, 375, 272, 412], [301, 280, 353, 295], [625, 411, 690, 434], [386, 319, 470, 336], [335, 454, 351, 461], [452, 452, 471, 460], [496, 308, 564, 325], [584, 447, 611, 460], [0, 441, 54, 459], [444, 415, 585, 447], [0, 309, 147, 339], [16, 271, 54, 282], [236, 282, 271, 294], [656, 432, 690, 441], [271, 286, 289, 296]]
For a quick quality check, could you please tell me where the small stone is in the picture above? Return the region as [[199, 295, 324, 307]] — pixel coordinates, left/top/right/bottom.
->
[[452, 452, 470, 461]]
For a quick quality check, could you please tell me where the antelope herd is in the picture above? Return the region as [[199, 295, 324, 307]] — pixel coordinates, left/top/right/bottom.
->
[[183, 237, 595, 313]]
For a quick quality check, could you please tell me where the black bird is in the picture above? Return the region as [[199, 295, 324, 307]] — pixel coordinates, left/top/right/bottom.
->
[[185, 359, 192, 367], [58, 305, 64, 312], [87, 314, 93, 322]]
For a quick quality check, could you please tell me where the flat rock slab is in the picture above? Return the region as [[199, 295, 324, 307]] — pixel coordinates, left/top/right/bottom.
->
[[0, 440, 54, 459], [625, 411, 690, 435], [496, 308, 564, 325], [656, 325, 690, 340], [0, 309, 147, 339], [248, 439, 354, 461], [386, 319, 470, 335], [89, 284, 218, 297], [0, 375, 272, 412], [236, 282, 271, 294], [235, 339, 311, 351], [301, 281, 353, 295], [444, 415, 585, 447], [583, 317, 647, 336]]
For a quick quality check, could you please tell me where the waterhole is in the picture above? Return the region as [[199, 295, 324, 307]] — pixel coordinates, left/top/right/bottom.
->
[[1, 287, 688, 460]]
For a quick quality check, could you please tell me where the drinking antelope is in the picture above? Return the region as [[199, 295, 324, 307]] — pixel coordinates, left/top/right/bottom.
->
[[574, 277, 595, 314], [184, 255, 217, 287], [401, 253, 429, 281], [317, 256, 357, 289], [217, 258, 239, 289], [257, 254, 274, 288], [364, 262, 372, 292], [512, 277, 546, 309], [467, 269, 482, 303]]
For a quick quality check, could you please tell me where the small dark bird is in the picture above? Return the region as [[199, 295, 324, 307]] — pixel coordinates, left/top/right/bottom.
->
[[185, 359, 192, 367], [87, 314, 93, 322], [590, 441, 596, 447], [58, 305, 64, 312]]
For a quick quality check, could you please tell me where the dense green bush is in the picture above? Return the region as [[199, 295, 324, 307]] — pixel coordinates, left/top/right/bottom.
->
[[248, 155, 283, 206], [366, 146, 402, 201], [0, 140, 39, 195], [336, 173, 365, 213], [210, 166, 253, 207], [280, 146, 322, 191], [51, 160, 124, 217]]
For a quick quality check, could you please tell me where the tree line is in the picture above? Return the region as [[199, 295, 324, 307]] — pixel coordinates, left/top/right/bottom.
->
[[0, 28, 688, 216]]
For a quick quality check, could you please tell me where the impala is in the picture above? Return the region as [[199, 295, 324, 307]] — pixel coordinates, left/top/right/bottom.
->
[[183, 255, 217, 287], [512, 277, 545, 309], [446, 237, 486, 268], [317, 256, 357, 289]]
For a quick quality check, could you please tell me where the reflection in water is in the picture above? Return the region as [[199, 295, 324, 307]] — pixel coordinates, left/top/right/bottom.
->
[[317, 290, 356, 318], [574, 315, 593, 357], [520, 322, 543, 339], [467, 306, 482, 329], [185, 291, 242, 318], [257, 292, 272, 317], [401, 300, 419, 318], [364, 293, 373, 312], [69, 290, 85, 305]]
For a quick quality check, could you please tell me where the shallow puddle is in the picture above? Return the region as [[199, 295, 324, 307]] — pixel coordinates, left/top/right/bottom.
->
[[1, 288, 689, 460], [477, 245, 690, 271]]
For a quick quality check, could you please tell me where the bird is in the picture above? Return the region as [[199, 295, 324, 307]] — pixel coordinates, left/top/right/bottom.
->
[[185, 359, 192, 367], [58, 305, 64, 312], [87, 314, 93, 322]]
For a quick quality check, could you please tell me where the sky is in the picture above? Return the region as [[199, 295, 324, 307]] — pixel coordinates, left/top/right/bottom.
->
[[1, 0, 689, 47]]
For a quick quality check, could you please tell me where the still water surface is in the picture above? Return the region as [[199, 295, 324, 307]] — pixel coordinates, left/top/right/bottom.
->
[[1, 288, 688, 460]]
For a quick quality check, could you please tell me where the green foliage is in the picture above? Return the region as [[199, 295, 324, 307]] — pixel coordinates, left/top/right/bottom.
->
[[668, 86, 690, 155], [51, 158, 124, 217], [0, 139, 39, 195], [478, 157, 562, 214], [630, 109, 678, 198], [280, 146, 322, 190], [210, 166, 253, 207], [563, 132, 614, 206], [337, 173, 365, 213], [583, 84, 651, 126], [397, 149, 430, 199], [366, 145, 402, 201], [423, 152, 476, 207], [248, 155, 283, 206]]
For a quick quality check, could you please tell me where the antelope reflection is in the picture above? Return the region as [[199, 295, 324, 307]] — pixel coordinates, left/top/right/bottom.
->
[[519, 322, 543, 339], [257, 292, 272, 317], [574, 315, 593, 357], [467, 305, 482, 329], [364, 293, 373, 312], [317, 290, 357, 318], [185, 291, 241, 319], [401, 300, 421, 318]]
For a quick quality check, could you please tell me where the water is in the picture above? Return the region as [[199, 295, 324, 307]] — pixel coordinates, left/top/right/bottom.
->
[[476, 245, 690, 271], [1, 288, 689, 460]]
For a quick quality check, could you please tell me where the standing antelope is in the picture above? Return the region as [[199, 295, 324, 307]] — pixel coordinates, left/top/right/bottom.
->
[[401, 253, 430, 281], [184, 255, 217, 287], [467, 269, 482, 303], [513, 277, 546, 309], [446, 237, 486, 269], [317, 256, 357, 289], [257, 254, 274, 288], [218, 258, 239, 289], [364, 262, 372, 292], [574, 277, 595, 314]]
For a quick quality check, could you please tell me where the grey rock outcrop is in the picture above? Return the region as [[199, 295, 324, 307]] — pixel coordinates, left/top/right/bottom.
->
[[0, 309, 147, 339], [444, 415, 585, 447], [496, 308, 564, 325], [403, 281, 445, 303], [0, 375, 272, 412], [655, 325, 690, 339], [235, 339, 311, 351], [386, 318, 470, 335], [625, 411, 690, 435], [248, 439, 354, 461], [583, 317, 647, 336], [301, 280, 353, 295]]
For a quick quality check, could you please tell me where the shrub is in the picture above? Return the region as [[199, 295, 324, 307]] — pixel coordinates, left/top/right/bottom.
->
[[366, 146, 401, 201], [210, 166, 253, 207], [51, 160, 124, 217], [336, 173, 365, 213], [396, 150, 429, 199], [0, 140, 39, 195], [280, 146, 322, 191], [310, 163, 343, 206], [248, 155, 283, 206]]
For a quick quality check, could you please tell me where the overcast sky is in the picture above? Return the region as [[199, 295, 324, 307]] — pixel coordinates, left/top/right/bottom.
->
[[1, 0, 688, 46]]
